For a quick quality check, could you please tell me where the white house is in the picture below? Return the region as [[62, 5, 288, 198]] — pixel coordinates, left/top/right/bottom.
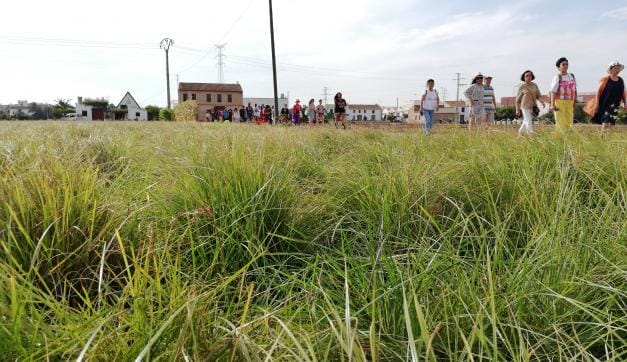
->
[[3, 100, 34, 118], [75, 97, 93, 120], [243, 94, 289, 109], [348, 104, 383, 121], [117, 92, 147, 121]]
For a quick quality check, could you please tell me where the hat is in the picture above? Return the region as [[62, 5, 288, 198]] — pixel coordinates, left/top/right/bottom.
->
[[608, 61, 624, 73], [472, 72, 484, 83], [296, 99, 300, 103], [484, 75, 493, 80]]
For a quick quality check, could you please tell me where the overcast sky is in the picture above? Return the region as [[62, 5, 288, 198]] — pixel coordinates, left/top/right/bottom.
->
[[1, 0, 626, 107]]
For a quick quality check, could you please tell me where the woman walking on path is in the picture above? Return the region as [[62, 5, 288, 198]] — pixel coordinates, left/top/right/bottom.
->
[[264, 105, 273, 124], [315, 99, 326, 125], [307, 99, 316, 126], [334, 92, 348, 129], [292, 100, 303, 126], [550, 57, 577, 137], [585, 61, 625, 133], [515, 70, 545, 135], [420, 79, 440, 135], [464, 73, 486, 131]]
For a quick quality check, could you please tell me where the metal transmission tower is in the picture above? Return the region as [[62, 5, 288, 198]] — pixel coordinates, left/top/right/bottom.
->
[[268, 0, 280, 123], [215, 44, 227, 83], [160, 38, 174, 109], [322, 86, 330, 105], [452, 72, 466, 101]]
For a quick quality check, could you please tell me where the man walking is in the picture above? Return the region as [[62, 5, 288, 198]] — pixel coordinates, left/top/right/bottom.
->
[[483, 76, 496, 128]]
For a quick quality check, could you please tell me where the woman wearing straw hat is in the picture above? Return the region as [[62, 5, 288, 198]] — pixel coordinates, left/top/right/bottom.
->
[[585, 61, 626, 132], [464, 72, 486, 131]]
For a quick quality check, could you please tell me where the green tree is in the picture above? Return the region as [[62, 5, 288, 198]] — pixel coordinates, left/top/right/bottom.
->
[[28, 102, 51, 120], [145, 105, 161, 121], [159, 108, 175, 121], [51, 99, 75, 119], [495, 106, 516, 121]]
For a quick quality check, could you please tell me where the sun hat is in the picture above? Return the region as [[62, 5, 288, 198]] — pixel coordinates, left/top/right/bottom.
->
[[484, 75, 493, 80], [472, 72, 484, 83], [607, 61, 624, 73]]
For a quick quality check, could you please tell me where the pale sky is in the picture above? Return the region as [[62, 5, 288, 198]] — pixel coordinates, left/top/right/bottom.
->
[[1, 0, 626, 108]]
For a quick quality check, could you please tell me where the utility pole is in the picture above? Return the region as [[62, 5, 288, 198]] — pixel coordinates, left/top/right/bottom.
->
[[176, 74, 179, 90], [160, 38, 174, 109], [322, 86, 329, 106], [441, 87, 448, 102], [452, 72, 466, 101], [268, 0, 279, 124], [215, 44, 226, 83]]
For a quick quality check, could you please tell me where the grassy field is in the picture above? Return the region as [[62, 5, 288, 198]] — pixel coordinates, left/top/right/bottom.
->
[[0, 121, 625, 361]]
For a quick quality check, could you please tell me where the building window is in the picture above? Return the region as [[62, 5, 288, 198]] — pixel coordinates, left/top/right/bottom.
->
[[227, 94, 233, 103], [217, 94, 222, 103], [372, 110, 375, 114], [358, 110, 361, 113], [136, 112, 141, 117], [183, 94, 188, 101], [82, 110, 88, 116], [206, 94, 211, 102], [191, 93, 196, 101]]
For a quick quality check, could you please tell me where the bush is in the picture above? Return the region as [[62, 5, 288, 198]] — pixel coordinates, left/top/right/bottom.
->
[[173, 101, 198, 122], [159, 108, 174, 121], [495, 105, 516, 121], [145, 105, 161, 121]]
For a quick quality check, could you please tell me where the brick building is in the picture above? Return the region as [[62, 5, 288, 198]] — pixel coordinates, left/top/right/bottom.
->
[[178, 82, 243, 121]]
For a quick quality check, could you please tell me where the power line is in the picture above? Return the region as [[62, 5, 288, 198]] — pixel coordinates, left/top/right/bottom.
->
[[174, 0, 257, 75], [0, 35, 157, 50]]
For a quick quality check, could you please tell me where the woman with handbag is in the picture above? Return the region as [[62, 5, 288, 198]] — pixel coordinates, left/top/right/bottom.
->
[[585, 61, 625, 132], [516, 70, 545, 135]]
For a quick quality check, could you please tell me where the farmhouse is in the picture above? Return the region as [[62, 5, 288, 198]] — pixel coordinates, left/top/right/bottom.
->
[[178, 82, 244, 121], [116, 92, 147, 121]]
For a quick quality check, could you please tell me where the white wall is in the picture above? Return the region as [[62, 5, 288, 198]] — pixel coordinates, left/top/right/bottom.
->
[[127, 108, 147, 121], [75, 102, 92, 120], [348, 107, 383, 121]]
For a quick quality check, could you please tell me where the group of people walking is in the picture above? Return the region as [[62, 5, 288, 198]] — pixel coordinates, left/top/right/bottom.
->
[[204, 92, 350, 129], [278, 93, 348, 129], [422, 58, 625, 136], [205, 103, 274, 124]]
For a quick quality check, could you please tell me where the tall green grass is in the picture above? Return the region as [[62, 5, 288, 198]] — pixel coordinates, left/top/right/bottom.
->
[[0, 122, 625, 361]]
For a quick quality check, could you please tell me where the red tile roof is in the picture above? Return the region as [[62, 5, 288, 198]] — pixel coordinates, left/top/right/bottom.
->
[[179, 83, 243, 92]]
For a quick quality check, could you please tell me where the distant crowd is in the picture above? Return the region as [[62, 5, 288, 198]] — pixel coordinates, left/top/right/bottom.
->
[[203, 92, 350, 129], [421, 58, 625, 136]]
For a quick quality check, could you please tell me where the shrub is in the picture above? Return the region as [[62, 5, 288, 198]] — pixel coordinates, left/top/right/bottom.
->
[[173, 100, 198, 122], [159, 108, 174, 121]]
